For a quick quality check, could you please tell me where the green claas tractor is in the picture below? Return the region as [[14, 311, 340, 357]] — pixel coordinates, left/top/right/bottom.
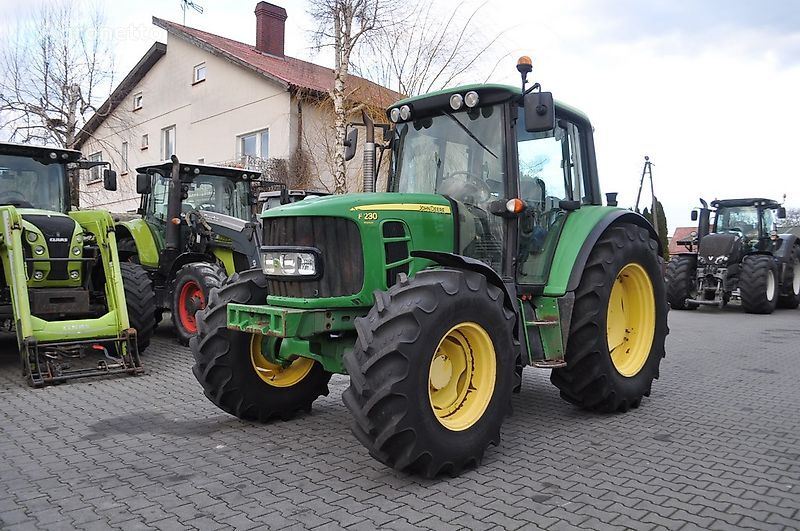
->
[[191, 59, 668, 477], [666, 197, 799, 313], [116, 157, 262, 344], [0, 142, 155, 386]]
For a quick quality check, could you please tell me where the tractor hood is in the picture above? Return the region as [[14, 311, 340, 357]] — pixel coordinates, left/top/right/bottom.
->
[[260, 192, 454, 220], [698, 232, 741, 264]]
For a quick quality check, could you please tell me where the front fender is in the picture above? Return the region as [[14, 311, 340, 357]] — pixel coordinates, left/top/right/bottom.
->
[[545, 207, 660, 296], [117, 219, 160, 268]]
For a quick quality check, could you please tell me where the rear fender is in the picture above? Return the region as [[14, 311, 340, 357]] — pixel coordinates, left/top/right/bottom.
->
[[117, 219, 160, 267]]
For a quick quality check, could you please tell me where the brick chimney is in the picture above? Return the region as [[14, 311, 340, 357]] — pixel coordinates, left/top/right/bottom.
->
[[255, 2, 287, 57]]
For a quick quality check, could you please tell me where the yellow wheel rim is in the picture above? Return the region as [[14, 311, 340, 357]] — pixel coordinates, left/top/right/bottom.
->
[[606, 263, 656, 377], [250, 334, 314, 387], [428, 322, 496, 431]]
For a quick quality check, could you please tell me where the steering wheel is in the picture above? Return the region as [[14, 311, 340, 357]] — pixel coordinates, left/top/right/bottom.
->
[[440, 171, 491, 204], [0, 191, 33, 208]]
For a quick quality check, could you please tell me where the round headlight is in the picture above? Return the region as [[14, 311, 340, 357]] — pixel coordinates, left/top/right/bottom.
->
[[76, 234, 83, 243], [399, 105, 411, 121], [34, 246, 45, 256], [72, 247, 81, 256], [449, 94, 463, 111], [389, 108, 400, 122], [464, 91, 480, 108], [70, 270, 80, 279], [33, 271, 44, 280], [26, 231, 38, 242]]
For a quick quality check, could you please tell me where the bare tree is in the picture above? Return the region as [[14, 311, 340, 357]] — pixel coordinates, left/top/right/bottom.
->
[[352, 1, 506, 97], [0, 1, 115, 206], [308, 0, 395, 194]]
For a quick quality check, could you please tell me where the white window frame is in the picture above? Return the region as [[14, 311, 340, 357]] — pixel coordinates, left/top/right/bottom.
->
[[121, 141, 129, 174], [237, 128, 269, 160], [193, 62, 207, 84], [161, 125, 176, 160], [87, 152, 102, 184], [133, 92, 143, 111], [141, 134, 149, 150]]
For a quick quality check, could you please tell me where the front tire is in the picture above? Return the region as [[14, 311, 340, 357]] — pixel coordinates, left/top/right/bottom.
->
[[119, 262, 156, 353], [551, 224, 668, 413], [740, 255, 778, 314], [172, 262, 227, 345], [190, 270, 331, 422], [778, 245, 800, 309], [665, 255, 698, 310], [343, 268, 516, 478]]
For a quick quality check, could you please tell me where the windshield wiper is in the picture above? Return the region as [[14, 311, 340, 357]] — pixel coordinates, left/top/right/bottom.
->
[[444, 112, 498, 160]]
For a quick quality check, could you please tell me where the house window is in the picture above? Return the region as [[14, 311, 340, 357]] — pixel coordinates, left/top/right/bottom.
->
[[121, 142, 129, 174], [133, 92, 143, 110], [193, 62, 207, 83], [88, 152, 102, 183], [238, 129, 269, 161], [162, 126, 176, 159], [141, 134, 149, 150]]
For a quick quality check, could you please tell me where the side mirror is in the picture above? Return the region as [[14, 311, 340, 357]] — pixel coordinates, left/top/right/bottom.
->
[[344, 127, 358, 162], [777, 207, 787, 219], [691, 210, 699, 221], [136, 173, 152, 195], [523, 91, 556, 133], [103, 169, 117, 191]]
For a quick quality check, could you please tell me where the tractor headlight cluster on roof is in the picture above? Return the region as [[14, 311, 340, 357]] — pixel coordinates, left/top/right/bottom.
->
[[389, 105, 412, 123], [261, 247, 321, 279], [449, 91, 480, 111]]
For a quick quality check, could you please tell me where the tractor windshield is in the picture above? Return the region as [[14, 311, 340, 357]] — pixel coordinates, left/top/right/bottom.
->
[[715, 207, 762, 240], [0, 155, 67, 212], [184, 174, 251, 220], [391, 104, 505, 202], [390, 104, 506, 270]]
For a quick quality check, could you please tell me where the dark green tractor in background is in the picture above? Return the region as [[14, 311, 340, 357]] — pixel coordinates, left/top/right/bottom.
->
[[191, 58, 669, 477], [0, 142, 154, 386], [115, 157, 263, 344], [666, 197, 799, 313]]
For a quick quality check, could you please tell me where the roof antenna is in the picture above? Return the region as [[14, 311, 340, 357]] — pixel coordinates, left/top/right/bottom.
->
[[180, 0, 203, 25]]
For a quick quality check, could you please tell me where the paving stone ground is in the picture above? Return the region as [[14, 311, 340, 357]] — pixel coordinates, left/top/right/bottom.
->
[[1, 306, 798, 530]]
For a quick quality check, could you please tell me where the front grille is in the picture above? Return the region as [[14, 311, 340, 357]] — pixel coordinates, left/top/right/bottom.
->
[[263, 216, 364, 298], [24, 215, 76, 281]]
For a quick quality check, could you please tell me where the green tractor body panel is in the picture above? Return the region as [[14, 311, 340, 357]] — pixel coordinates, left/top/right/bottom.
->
[[118, 218, 162, 267], [261, 192, 455, 310], [543, 205, 627, 296]]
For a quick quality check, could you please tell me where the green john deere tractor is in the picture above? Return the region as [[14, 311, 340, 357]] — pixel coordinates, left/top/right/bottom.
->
[[116, 157, 262, 344], [0, 142, 155, 386], [191, 59, 668, 477]]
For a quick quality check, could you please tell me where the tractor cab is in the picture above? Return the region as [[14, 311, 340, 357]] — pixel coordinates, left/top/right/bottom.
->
[[710, 198, 784, 251]]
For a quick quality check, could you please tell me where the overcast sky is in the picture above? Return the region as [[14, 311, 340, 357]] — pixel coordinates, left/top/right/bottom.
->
[[2, 0, 798, 229]]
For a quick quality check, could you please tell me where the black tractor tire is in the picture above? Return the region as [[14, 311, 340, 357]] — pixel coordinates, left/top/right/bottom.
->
[[171, 262, 227, 345], [342, 268, 516, 478], [550, 224, 668, 413], [665, 255, 698, 310], [778, 245, 800, 309], [190, 269, 331, 421], [740, 255, 779, 314], [119, 262, 157, 353]]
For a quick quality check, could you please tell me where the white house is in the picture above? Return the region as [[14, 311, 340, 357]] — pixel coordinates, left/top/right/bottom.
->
[[76, 2, 399, 212]]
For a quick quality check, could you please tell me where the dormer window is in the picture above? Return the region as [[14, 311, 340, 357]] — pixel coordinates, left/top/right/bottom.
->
[[133, 92, 143, 111], [193, 63, 206, 84]]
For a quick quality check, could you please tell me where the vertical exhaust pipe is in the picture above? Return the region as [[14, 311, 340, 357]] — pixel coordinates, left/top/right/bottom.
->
[[362, 110, 375, 193], [165, 155, 182, 251]]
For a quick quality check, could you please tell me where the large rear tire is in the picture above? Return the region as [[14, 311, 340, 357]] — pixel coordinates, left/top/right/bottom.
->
[[777, 245, 800, 309], [342, 268, 516, 478], [172, 262, 227, 345], [665, 255, 698, 310], [551, 224, 668, 413], [119, 262, 156, 353], [190, 269, 331, 422], [740, 255, 778, 314]]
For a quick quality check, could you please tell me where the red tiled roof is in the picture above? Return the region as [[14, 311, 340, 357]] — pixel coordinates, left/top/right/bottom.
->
[[153, 17, 402, 108], [669, 226, 698, 255]]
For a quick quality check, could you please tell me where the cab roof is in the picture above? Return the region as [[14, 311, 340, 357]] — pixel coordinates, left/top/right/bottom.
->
[[388, 83, 592, 125], [711, 198, 782, 209], [0, 141, 82, 163], [136, 160, 261, 181]]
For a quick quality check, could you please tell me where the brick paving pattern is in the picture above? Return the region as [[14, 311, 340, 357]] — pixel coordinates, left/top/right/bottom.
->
[[1, 307, 798, 530]]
